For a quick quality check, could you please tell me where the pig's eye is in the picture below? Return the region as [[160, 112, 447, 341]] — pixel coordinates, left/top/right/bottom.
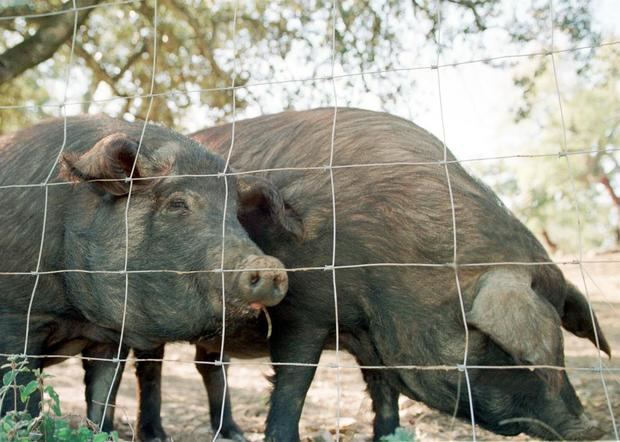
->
[[167, 197, 190, 212]]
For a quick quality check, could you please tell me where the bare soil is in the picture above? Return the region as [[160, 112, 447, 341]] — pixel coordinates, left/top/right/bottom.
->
[[47, 254, 620, 441]]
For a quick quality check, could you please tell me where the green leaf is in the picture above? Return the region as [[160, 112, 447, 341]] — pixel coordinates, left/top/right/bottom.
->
[[2, 370, 16, 387], [55, 425, 71, 441], [2, 418, 15, 433], [41, 415, 55, 439], [19, 380, 38, 403], [44, 386, 62, 416], [77, 426, 92, 442], [93, 433, 109, 442], [380, 427, 416, 442]]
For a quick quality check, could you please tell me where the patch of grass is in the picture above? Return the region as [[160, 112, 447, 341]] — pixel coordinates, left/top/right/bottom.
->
[[0, 356, 117, 442]]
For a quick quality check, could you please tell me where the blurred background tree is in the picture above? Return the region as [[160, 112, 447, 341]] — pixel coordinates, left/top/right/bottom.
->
[[480, 43, 619, 253], [0, 0, 601, 130]]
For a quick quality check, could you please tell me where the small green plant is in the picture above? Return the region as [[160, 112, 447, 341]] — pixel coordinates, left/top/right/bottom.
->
[[380, 427, 416, 442], [0, 356, 117, 442]]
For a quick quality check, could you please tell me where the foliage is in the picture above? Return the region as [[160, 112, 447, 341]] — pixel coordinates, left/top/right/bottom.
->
[[477, 43, 620, 253], [0, 0, 601, 132], [0, 356, 117, 442]]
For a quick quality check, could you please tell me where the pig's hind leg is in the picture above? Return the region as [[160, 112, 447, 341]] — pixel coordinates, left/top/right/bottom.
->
[[342, 332, 401, 441], [265, 320, 330, 442]]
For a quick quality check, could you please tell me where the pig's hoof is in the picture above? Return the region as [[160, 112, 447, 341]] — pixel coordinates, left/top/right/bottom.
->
[[215, 426, 246, 442], [214, 436, 246, 442], [138, 427, 171, 442]]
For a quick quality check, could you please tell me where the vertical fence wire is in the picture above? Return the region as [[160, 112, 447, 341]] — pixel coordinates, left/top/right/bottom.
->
[[328, 1, 342, 439], [22, 0, 79, 357], [434, 0, 477, 439], [99, 0, 160, 432], [547, 0, 618, 438], [213, 2, 240, 439]]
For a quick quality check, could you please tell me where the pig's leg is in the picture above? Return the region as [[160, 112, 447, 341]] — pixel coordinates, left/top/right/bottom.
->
[[82, 342, 128, 432], [361, 368, 400, 440], [194, 345, 245, 441], [345, 333, 401, 440], [265, 321, 329, 442], [133, 345, 170, 442]]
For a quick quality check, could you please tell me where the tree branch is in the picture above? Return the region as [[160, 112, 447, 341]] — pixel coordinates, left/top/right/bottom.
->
[[72, 42, 124, 96], [0, 0, 101, 85], [0, 5, 37, 18], [445, 0, 491, 31], [113, 43, 147, 82], [162, 0, 228, 81], [600, 175, 620, 208]]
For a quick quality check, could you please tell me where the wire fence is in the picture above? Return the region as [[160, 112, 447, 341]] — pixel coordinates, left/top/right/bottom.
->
[[0, 0, 618, 441]]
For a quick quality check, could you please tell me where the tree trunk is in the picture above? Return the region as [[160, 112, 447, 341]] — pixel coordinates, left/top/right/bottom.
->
[[599, 174, 620, 248], [599, 175, 620, 206], [0, 0, 101, 85], [541, 229, 558, 254]]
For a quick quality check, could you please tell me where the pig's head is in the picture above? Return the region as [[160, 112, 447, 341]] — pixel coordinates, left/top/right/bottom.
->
[[58, 126, 297, 348], [435, 268, 610, 440]]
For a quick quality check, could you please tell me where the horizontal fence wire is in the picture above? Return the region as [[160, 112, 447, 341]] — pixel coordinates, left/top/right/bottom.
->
[[1, 352, 618, 373], [0, 40, 618, 111], [2, 259, 620, 277], [1, 146, 619, 191], [0, 0, 141, 21]]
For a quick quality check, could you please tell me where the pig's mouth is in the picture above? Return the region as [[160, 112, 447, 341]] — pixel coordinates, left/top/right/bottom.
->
[[498, 417, 565, 439], [191, 289, 273, 342], [222, 291, 273, 339]]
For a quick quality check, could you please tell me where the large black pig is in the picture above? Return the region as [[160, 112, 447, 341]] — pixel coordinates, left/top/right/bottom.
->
[[120, 108, 610, 441], [0, 116, 290, 422]]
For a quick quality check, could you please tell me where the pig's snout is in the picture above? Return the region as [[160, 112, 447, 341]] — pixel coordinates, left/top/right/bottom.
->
[[561, 413, 604, 440], [237, 255, 288, 308]]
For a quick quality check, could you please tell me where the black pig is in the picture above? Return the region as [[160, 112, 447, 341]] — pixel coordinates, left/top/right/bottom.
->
[[0, 116, 290, 426], [124, 109, 611, 441]]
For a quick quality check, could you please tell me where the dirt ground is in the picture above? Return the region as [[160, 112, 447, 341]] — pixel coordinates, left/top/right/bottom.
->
[[47, 254, 620, 441]]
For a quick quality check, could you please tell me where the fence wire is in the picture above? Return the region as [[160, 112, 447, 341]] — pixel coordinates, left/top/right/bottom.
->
[[547, 0, 618, 438], [434, 1, 477, 438], [0, 0, 618, 441]]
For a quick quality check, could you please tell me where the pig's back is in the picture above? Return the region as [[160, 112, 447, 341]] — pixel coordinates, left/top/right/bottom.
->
[[193, 108, 549, 267]]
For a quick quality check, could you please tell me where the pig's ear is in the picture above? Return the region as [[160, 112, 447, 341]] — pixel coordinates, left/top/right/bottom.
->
[[466, 269, 564, 368], [236, 175, 304, 241], [60, 133, 158, 196], [562, 282, 611, 357]]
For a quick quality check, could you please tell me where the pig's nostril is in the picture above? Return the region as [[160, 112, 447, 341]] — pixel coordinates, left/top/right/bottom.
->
[[274, 275, 285, 291], [249, 272, 260, 286], [238, 256, 288, 307]]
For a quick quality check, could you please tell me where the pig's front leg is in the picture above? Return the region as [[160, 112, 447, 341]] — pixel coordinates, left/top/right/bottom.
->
[[194, 346, 245, 441], [82, 342, 128, 432], [265, 320, 329, 442], [133, 345, 170, 442]]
